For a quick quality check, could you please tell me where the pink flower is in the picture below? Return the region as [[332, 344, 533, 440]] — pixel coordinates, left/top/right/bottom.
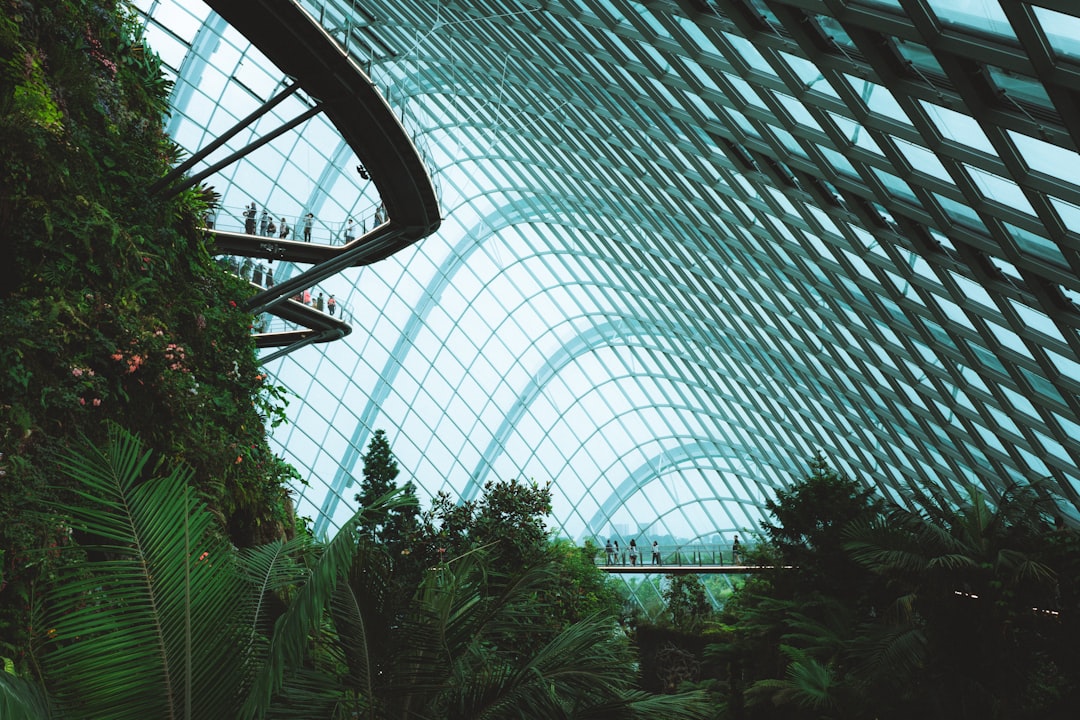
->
[[79, 398, 86, 406], [72, 368, 83, 377], [92, 398, 101, 407]]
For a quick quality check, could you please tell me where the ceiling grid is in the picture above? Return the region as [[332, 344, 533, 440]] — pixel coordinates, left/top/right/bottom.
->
[[137, 0, 1080, 540]]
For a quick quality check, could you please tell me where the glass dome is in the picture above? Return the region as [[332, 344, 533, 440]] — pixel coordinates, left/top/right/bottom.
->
[[134, 0, 1080, 543]]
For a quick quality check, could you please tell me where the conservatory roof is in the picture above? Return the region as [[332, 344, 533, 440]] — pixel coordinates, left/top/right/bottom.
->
[[136, 0, 1080, 541]]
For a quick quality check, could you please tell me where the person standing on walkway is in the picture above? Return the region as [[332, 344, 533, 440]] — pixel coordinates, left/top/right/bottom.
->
[[629, 539, 638, 566], [327, 294, 336, 316], [732, 534, 742, 565], [278, 217, 289, 239], [652, 540, 661, 566], [605, 539, 614, 564], [303, 212, 314, 242], [316, 292, 324, 312], [259, 208, 269, 236], [244, 203, 256, 234], [344, 218, 355, 243]]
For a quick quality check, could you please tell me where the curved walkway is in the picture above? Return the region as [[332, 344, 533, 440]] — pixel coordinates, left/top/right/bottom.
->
[[195, 0, 441, 359]]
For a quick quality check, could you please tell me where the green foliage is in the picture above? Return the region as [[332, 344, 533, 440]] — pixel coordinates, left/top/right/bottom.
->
[[31, 424, 250, 719], [696, 460, 1080, 720], [252, 545, 710, 719], [0, 0, 297, 671], [354, 429, 418, 552], [542, 539, 622, 629], [761, 453, 881, 586], [420, 477, 552, 572], [664, 574, 714, 632]]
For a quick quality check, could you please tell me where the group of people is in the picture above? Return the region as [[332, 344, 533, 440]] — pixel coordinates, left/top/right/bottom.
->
[[238, 202, 391, 245], [243, 203, 316, 243], [604, 538, 663, 566], [603, 535, 743, 566], [233, 258, 274, 287], [291, 290, 337, 316]]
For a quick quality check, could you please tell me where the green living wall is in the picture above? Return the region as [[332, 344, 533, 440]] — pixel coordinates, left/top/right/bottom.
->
[[0, 0, 295, 668]]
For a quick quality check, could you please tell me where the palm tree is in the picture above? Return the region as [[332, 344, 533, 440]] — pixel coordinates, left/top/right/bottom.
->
[[11, 426, 709, 719], [843, 481, 1061, 718], [19, 423, 252, 719], [249, 544, 712, 719]]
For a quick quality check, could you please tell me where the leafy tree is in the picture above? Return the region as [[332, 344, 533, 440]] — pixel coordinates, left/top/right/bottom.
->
[[1, 0, 297, 667], [699, 456, 885, 719], [420, 477, 552, 572], [760, 453, 881, 595], [664, 574, 714, 632], [843, 481, 1070, 718], [6, 424, 253, 718], [250, 538, 712, 720]]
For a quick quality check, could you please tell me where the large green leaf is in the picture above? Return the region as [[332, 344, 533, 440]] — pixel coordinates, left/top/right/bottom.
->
[[38, 424, 247, 720]]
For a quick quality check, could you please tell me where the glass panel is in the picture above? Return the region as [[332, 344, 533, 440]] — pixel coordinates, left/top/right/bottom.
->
[[987, 65, 1052, 107], [964, 165, 1036, 216], [895, 137, 951, 180], [927, 0, 1013, 38], [1032, 7, 1080, 61], [846, 76, 911, 126], [723, 33, 775, 75], [920, 100, 995, 155], [1007, 130, 1080, 187]]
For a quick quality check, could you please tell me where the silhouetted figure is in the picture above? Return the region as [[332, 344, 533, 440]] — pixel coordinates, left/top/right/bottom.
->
[[279, 217, 289, 239], [259, 208, 269, 236], [316, 292, 324, 312], [327, 294, 336, 316], [252, 264, 264, 286], [652, 540, 661, 565], [629, 539, 638, 566], [303, 213, 313, 242], [344, 218, 355, 243], [732, 534, 742, 565], [605, 539, 614, 564], [244, 203, 256, 234]]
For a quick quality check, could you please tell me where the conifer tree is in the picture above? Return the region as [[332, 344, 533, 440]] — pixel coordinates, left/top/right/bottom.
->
[[355, 429, 418, 551]]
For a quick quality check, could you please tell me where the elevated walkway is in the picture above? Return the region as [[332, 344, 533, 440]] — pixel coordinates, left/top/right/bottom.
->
[[179, 0, 441, 360], [598, 564, 785, 575]]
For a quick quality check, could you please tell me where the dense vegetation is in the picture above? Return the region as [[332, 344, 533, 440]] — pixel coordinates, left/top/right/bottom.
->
[[5, 3, 1078, 719], [0, 0, 300, 673], [642, 456, 1080, 720], [0, 3, 709, 717]]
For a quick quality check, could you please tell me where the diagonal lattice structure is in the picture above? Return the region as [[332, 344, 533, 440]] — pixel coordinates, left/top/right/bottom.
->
[[136, 0, 1080, 545]]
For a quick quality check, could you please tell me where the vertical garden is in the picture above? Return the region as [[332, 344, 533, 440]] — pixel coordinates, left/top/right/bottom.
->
[[1, 0, 296, 683]]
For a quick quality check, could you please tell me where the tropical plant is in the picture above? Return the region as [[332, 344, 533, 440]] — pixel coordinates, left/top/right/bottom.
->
[[24, 423, 250, 719], [249, 542, 712, 719], [842, 480, 1065, 718]]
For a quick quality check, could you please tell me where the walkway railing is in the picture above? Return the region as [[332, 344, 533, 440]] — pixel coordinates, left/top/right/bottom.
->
[[593, 543, 749, 568]]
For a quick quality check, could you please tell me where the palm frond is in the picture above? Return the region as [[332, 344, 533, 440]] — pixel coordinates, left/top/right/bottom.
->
[[242, 488, 412, 718], [745, 644, 837, 711], [40, 424, 247, 720], [236, 535, 315, 664]]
